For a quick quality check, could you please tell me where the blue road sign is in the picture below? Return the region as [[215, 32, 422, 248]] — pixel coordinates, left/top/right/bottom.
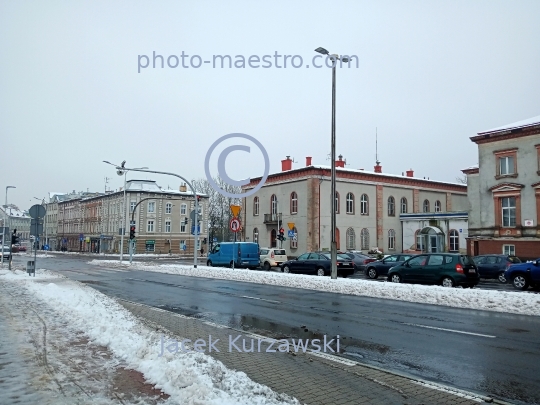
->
[[213, 237, 218, 243], [182, 244, 187, 251], [288, 230, 295, 238], [191, 226, 201, 235], [44, 244, 49, 250]]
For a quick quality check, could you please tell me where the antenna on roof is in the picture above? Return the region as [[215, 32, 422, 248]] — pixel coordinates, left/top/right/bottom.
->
[[375, 127, 380, 165]]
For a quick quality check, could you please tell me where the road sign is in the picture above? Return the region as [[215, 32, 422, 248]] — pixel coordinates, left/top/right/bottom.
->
[[190, 210, 202, 223], [182, 244, 187, 251], [230, 205, 241, 217], [29, 204, 46, 219], [293, 233, 298, 241], [287, 222, 295, 230], [191, 226, 201, 235], [229, 217, 241, 233], [287, 230, 295, 238], [213, 237, 217, 243], [44, 244, 49, 250]]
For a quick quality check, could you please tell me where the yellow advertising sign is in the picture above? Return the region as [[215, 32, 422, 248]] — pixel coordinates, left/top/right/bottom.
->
[[230, 205, 241, 218], [287, 222, 295, 230]]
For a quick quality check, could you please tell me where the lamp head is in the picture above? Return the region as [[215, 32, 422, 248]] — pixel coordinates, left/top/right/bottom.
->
[[315, 47, 329, 55]]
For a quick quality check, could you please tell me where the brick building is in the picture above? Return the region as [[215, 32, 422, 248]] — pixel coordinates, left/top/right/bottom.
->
[[242, 156, 468, 256], [463, 115, 540, 260]]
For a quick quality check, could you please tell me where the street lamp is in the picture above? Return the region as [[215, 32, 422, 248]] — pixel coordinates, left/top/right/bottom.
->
[[1, 186, 16, 267], [103, 161, 148, 262], [315, 47, 349, 280]]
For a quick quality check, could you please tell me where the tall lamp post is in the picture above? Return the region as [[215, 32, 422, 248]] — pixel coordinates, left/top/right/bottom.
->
[[103, 161, 148, 262], [315, 47, 349, 280], [1, 185, 16, 267]]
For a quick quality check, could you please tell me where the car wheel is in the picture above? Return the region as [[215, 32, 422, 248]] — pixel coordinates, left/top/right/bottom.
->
[[283, 265, 290, 273], [316, 267, 325, 277], [264, 261, 271, 271], [206, 260, 212, 267], [512, 275, 529, 290], [497, 271, 507, 284], [390, 274, 401, 283], [441, 277, 455, 288], [367, 268, 378, 279]]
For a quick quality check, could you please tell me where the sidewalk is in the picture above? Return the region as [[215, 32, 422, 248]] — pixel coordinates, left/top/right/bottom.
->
[[120, 300, 490, 405]]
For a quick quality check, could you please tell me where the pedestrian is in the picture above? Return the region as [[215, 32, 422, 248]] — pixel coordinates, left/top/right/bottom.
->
[[200, 247, 204, 257]]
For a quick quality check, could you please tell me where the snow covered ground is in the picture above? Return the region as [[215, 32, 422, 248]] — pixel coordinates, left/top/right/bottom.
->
[[90, 260, 540, 317], [0, 270, 299, 405]]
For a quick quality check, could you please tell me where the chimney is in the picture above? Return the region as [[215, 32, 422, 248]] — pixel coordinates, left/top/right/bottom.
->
[[406, 169, 414, 177], [179, 183, 187, 192], [374, 161, 382, 173], [281, 156, 292, 171], [306, 156, 312, 166], [336, 154, 345, 168]]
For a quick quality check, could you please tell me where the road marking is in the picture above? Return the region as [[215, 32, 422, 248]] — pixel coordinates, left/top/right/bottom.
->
[[402, 323, 496, 338], [241, 295, 281, 303], [309, 351, 358, 366], [411, 381, 484, 402]]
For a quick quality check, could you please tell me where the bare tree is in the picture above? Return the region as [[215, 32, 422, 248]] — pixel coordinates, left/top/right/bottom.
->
[[456, 174, 468, 184]]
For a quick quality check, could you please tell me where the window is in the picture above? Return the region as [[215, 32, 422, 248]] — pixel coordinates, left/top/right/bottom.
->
[[415, 230, 423, 250], [335, 192, 340, 214], [253, 227, 259, 243], [147, 220, 154, 232], [360, 194, 368, 215], [346, 193, 354, 214], [271, 194, 278, 215], [360, 228, 369, 250], [449, 229, 459, 252], [428, 255, 444, 265], [253, 197, 259, 216], [165, 203, 172, 214], [503, 245, 515, 256], [179, 240, 186, 250], [346, 227, 356, 250], [388, 229, 395, 250], [290, 227, 298, 249], [180, 204, 187, 215], [148, 201, 155, 213], [499, 156, 514, 175], [387, 196, 395, 216], [165, 221, 171, 233], [270, 229, 277, 248], [180, 220, 187, 233], [423, 199, 430, 213], [290, 192, 298, 214], [400, 197, 407, 214], [408, 255, 428, 266], [502, 197, 516, 227], [435, 200, 441, 212]]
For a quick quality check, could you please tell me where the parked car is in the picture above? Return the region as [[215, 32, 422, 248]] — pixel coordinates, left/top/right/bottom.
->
[[18, 245, 27, 252], [365, 254, 416, 279], [341, 251, 377, 273], [473, 254, 521, 283], [206, 242, 260, 269], [387, 253, 479, 288], [259, 248, 288, 270], [504, 258, 540, 290], [0, 246, 12, 261], [281, 252, 355, 277]]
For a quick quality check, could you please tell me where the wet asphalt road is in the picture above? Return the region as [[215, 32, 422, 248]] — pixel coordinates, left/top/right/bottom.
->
[[13, 254, 540, 405]]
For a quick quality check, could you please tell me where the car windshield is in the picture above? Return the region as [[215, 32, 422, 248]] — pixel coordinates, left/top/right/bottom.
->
[[508, 256, 521, 263], [321, 253, 350, 261]]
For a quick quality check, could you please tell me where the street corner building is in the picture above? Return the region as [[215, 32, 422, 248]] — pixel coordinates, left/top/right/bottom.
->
[[241, 155, 469, 257], [463, 115, 540, 260]]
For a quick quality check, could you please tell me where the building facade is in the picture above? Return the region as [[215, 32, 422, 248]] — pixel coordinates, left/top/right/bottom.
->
[[463, 115, 540, 260], [0, 205, 31, 242], [242, 156, 468, 256]]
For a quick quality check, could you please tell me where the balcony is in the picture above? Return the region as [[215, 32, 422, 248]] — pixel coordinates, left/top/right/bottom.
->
[[263, 213, 282, 224]]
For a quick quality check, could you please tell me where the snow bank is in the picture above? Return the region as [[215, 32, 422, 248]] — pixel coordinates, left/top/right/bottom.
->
[[1, 270, 298, 405], [90, 260, 540, 316]]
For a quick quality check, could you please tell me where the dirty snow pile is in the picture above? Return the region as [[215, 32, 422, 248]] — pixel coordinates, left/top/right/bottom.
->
[[91, 260, 540, 316], [0, 270, 299, 405]]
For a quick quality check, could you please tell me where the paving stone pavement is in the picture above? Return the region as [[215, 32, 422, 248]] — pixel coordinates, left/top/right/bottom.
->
[[119, 299, 490, 405]]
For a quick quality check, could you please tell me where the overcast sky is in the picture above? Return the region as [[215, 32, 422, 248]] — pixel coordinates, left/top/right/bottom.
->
[[1, 0, 539, 210]]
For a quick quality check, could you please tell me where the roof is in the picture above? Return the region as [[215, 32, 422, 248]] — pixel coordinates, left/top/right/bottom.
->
[[0, 206, 30, 219], [478, 115, 540, 134]]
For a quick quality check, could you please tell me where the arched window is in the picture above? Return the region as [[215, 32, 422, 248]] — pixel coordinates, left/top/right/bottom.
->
[[290, 192, 298, 214], [346, 227, 356, 250], [423, 199, 430, 213], [435, 200, 441, 212], [253, 197, 259, 216], [449, 229, 459, 252], [335, 192, 340, 214], [253, 227, 259, 244], [388, 229, 396, 250], [400, 197, 408, 214], [360, 228, 370, 250], [360, 194, 369, 215], [290, 227, 298, 249], [387, 196, 395, 216], [271, 194, 277, 215], [346, 193, 354, 214]]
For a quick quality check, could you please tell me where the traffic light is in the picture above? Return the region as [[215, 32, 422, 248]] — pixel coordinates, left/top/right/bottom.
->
[[184, 218, 189, 225], [129, 226, 136, 240], [11, 229, 19, 245], [196, 195, 201, 203], [279, 228, 285, 240]]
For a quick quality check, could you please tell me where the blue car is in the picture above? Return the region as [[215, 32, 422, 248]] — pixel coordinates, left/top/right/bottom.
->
[[504, 258, 540, 290]]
